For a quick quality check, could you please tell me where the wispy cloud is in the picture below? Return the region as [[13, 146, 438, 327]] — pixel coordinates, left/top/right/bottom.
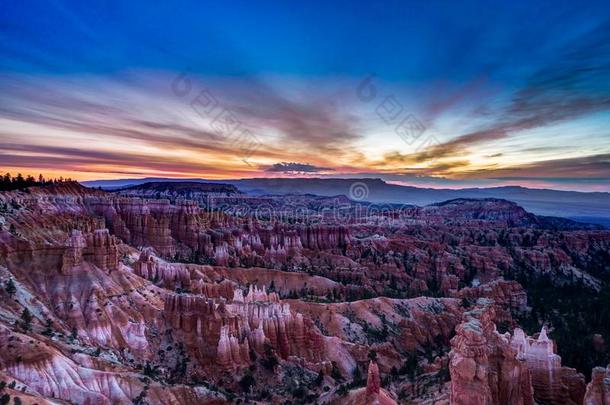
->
[[1, 2, 610, 191], [264, 162, 334, 173], [469, 154, 610, 180], [0, 73, 363, 177], [384, 19, 610, 168]]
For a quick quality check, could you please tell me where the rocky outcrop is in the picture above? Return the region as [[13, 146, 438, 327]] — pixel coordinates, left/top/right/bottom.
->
[[290, 296, 461, 359], [0, 324, 225, 404], [2, 182, 609, 404], [584, 366, 610, 405], [366, 360, 381, 398], [133, 247, 191, 287], [449, 299, 534, 405], [87, 197, 178, 257], [450, 312, 494, 404], [83, 229, 120, 272], [297, 225, 350, 250], [459, 279, 528, 324], [338, 361, 397, 405], [61, 229, 87, 272], [164, 287, 326, 370], [450, 298, 586, 405], [510, 327, 585, 405]]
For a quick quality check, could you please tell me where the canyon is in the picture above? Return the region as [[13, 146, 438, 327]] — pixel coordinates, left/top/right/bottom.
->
[[0, 181, 609, 404]]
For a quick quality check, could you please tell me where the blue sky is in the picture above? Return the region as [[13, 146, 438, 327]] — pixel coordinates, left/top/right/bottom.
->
[[1, 0, 610, 190]]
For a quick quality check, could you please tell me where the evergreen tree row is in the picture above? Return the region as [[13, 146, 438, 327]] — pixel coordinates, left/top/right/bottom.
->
[[0, 172, 74, 192]]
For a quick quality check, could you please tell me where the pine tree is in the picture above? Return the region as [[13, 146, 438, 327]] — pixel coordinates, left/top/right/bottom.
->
[[352, 366, 363, 385], [5, 279, 16, 296], [70, 326, 78, 340], [315, 370, 324, 386], [239, 372, 255, 393], [42, 319, 54, 336], [20, 308, 32, 331], [331, 361, 343, 380]]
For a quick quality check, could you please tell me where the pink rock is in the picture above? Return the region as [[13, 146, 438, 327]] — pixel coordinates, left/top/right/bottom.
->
[[584, 366, 610, 405], [449, 299, 534, 405]]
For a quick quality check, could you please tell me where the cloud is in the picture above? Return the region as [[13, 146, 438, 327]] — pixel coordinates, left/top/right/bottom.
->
[[265, 162, 334, 173], [393, 19, 610, 165], [0, 143, 253, 177], [0, 72, 364, 175], [464, 154, 610, 180], [1, 14, 609, 189], [211, 78, 363, 156]]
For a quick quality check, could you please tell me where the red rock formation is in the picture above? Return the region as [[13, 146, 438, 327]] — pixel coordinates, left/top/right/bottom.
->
[[216, 324, 250, 368], [297, 224, 350, 250], [87, 197, 178, 257], [366, 360, 381, 397], [450, 298, 586, 405], [2, 182, 609, 404], [338, 361, 397, 405], [84, 228, 119, 272], [584, 366, 610, 405], [0, 324, 226, 404], [164, 286, 326, 370], [462, 279, 527, 308], [450, 306, 495, 405], [288, 295, 462, 380], [61, 229, 87, 273], [510, 327, 585, 404], [133, 247, 191, 287], [459, 279, 528, 323], [449, 299, 534, 405]]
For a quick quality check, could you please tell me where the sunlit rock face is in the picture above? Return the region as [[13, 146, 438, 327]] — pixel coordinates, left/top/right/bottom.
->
[[1, 182, 609, 403]]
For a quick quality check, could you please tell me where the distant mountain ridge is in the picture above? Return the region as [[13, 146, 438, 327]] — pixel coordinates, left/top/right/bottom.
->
[[118, 181, 241, 194], [101, 181, 601, 230], [418, 198, 602, 230], [82, 177, 610, 227]]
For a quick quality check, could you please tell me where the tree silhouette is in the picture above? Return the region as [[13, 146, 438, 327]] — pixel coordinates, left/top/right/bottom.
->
[[0, 172, 73, 191], [5, 279, 16, 296], [20, 309, 32, 331]]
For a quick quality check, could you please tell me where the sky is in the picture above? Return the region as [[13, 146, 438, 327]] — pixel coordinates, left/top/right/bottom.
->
[[1, 0, 610, 191]]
